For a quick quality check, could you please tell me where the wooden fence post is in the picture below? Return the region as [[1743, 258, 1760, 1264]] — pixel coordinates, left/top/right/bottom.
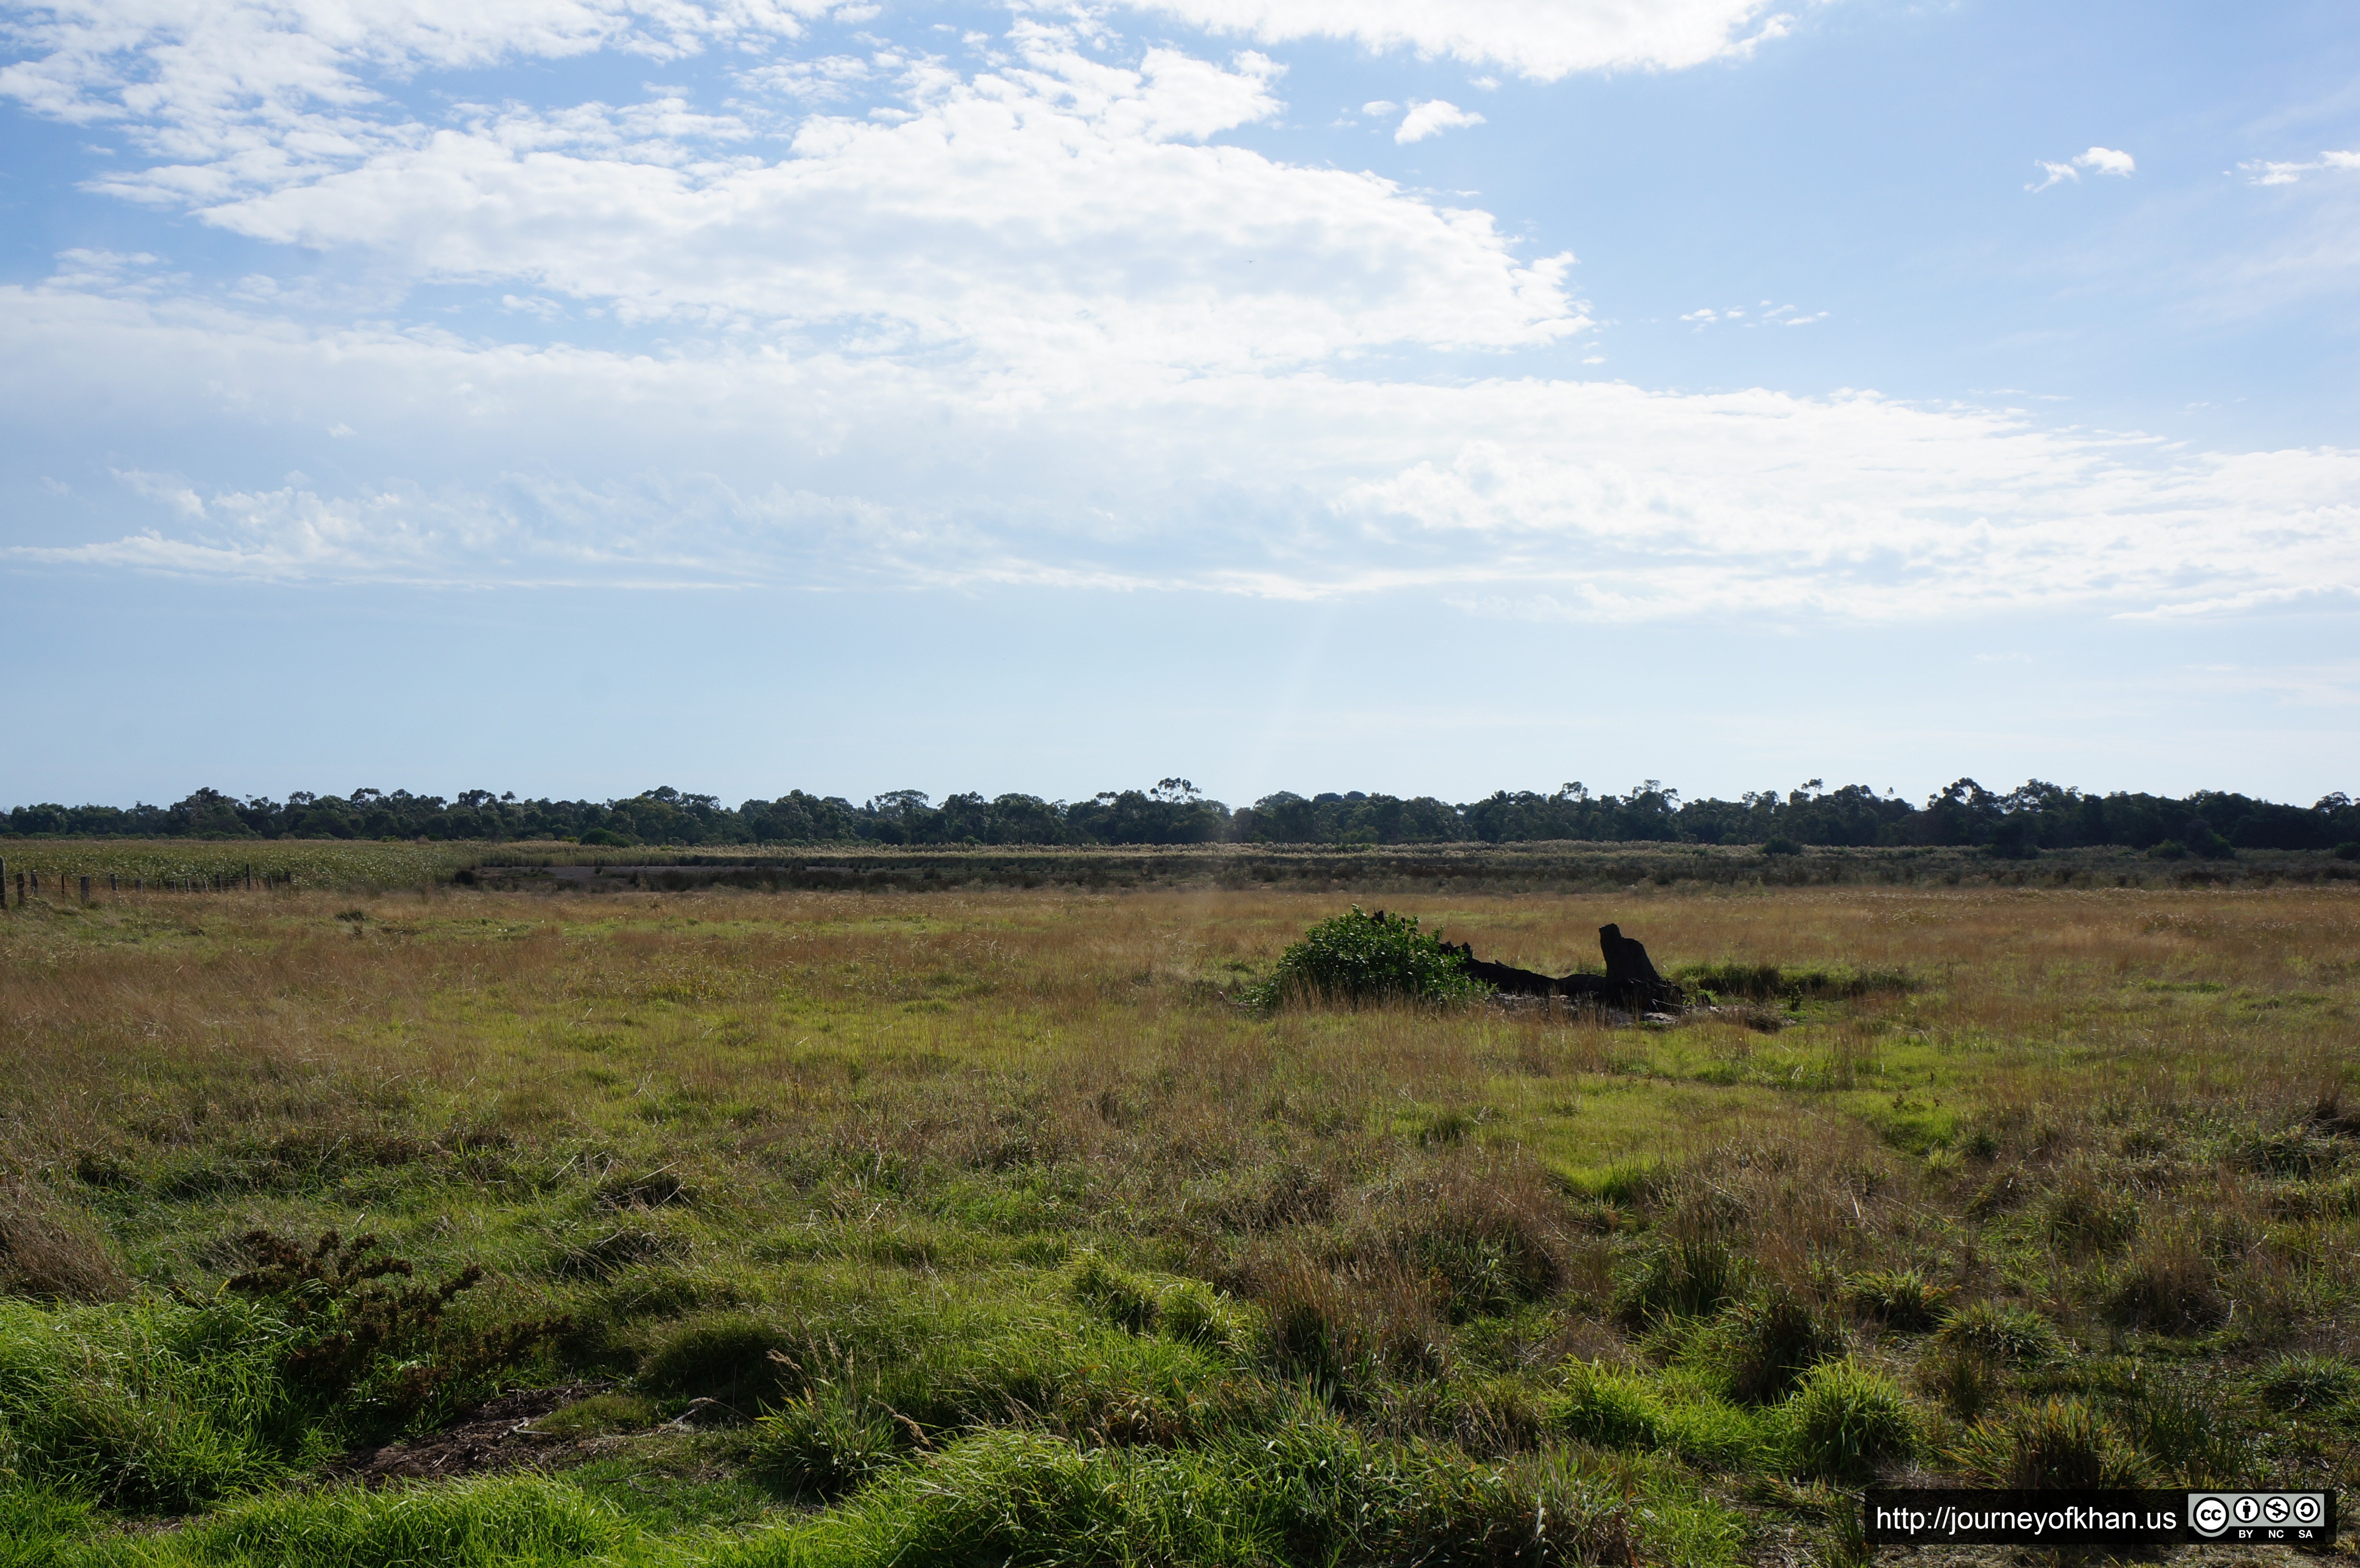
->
[[80, 876, 90, 905]]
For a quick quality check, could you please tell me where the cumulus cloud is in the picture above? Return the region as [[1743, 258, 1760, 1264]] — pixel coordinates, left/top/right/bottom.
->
[[1122, 0, 1795, 80], [1394, 98, 1483, 144], [94, 28, 1578, 372], [2028, 146, 2135, 192], [2240, 150, 2360, 186]]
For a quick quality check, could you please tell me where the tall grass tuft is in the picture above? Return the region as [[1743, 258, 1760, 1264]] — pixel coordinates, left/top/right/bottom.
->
[[1787, 1360, 1917, 1482]]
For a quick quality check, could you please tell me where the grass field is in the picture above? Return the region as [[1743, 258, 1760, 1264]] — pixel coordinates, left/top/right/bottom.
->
[[2, 869, 2358, 1566]]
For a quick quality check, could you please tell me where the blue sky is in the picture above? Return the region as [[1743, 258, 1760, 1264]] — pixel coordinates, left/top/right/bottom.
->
[[2, 0, 2356, 809]]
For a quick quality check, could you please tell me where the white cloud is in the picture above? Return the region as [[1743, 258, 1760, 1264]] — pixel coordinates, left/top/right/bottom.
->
[[2240, 150, 2360, 186], [1123, 0, 1795, 80], [1395, 98, 1483, 144], [1360, 99, 1398, 117], [2028, 146, 2134, 192], [4, 3, 2355, 634], [7, 288, 2358, 622], [122, 30, 1575, 371]]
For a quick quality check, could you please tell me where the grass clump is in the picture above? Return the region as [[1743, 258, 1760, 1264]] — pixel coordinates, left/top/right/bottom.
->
[[1687, 1286, 1845, 1405], [1947, 1396, 2149, 1489], [164, 1473, 627, 1567], [1246, 906, 1485, 1008], [2253, 1352, 2357, 1413], [637, 1313, 793, 1412], [1614, 1232, 1747, 1324], [1844, 1268, 1949, 1331], [749, 1388, 912, 1500], [1788, 1360, 1917, 1482], [1934, 1300, 2060, 1365], [2102, 1226, 2227, 1334]]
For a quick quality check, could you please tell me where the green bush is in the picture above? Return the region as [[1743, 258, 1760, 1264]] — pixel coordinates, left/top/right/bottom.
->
[[1788, 1360, 1917, 1482], [2335, 841, 2360, 861], [1246, 907, 1485, 1008]]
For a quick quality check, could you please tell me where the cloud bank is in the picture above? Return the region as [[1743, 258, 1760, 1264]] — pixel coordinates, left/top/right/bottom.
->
[[2, 1, 2355, 629]]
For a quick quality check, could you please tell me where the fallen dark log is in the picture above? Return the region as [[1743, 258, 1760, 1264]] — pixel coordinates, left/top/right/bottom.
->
[[1441, 922, 1682, 1009]]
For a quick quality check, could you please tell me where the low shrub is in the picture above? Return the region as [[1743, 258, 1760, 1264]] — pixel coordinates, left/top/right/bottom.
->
[[1788, 1360, 1917, 1483], [1246, 907, 1486, 1008], [224, 1229, 565, 1427], [1844, 1269, 1950, 1332], [1947, 1397, 2148, 1489]]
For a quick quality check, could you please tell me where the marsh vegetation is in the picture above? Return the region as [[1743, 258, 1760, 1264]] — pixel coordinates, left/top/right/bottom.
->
[[1, 870, 2356, 1565]]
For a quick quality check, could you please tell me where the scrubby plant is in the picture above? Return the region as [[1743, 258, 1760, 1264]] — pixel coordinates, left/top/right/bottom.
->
[[1844, 1269, 1950, 1332], [1246, 906, 1486, 1008], [1788, 1360, 1917, 1482], [1948, 1397, 2149, 1489], [223, 1229, 565, 1428]]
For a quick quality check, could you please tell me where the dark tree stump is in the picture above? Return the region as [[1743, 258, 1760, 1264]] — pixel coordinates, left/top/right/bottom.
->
[[1440, 925, 1680, 1010], [1598, 923, 1678, 1008]]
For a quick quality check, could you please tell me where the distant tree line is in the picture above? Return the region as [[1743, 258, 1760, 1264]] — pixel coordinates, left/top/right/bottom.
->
[[6, 777, 2357, 855]]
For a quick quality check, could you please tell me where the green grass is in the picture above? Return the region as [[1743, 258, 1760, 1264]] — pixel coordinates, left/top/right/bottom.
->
[[2, 880, 2358, 1565]]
